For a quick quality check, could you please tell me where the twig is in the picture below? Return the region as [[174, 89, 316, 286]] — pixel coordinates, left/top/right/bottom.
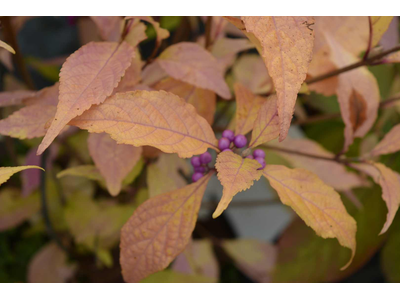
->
[[306, 44, 400, 85], [205, 16, 213, 49], [363, 16, 373, 61], [295, 94, 400, 126], [1, 16, 35, 90], [40, 150, 68, 252]]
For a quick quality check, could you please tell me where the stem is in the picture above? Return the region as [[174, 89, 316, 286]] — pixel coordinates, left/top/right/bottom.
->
[[1, 16, 35, 90], [306, 44, 400, 85], [363, 16, 373, 61], [205, 16, 213, 49], [40, 150, 68, 252]]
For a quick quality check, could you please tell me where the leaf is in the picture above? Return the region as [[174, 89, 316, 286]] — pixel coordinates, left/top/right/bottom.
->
[[211, 37, 254, 71], [172, 239, 219, 282], [213, 151, 263, 218], [70, 90, 218, 158], [0, 103, 56, 139], [126, 16, 169, 48], [265, 137, 366, 191], [248, 95, 279, 148], [0, 166, 44, 187], [113, 50, 142, 93], [157, 42, 231, 99], [124, 19, 148, 48], [141, 270, 212, 283], [354, 162, 400, 234], [147, 153, 189, 198], [263, 165, 357, 269], [120, 172, 213, 282], [0, 40, 15, 54], [28, 242, 77, 283], [370, 17, 394, 47], [232, 54, 272, 94], [154, 77, 216, 124], [242, 17, 315, 141], [65, 192, 135, 250], [0, 90, 36, 107], [37, 41, 135, 155], [0, 188, 40, 231], [223, 17, 263, 53], [381, 218, 400, 282], [90, 16, 122, 41], [326, 34, 380, 151], [234, 83, 266, 136], [370, 124, 400, 157], [88, 133, 142, 196], [22, 82, 59, 106], [222, 239, 277, 283], [273, 186, 387, 282], [57, 165, 104, 183]]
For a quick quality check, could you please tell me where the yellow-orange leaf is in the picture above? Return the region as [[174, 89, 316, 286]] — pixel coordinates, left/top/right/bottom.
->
[[88, 133, 142, 196], [326, 35, 380, 151], [370, 17, 394, 47], [370, 124, 400, 157], [37, 41, 135, 155], [263, 165, 356, 270], [0, 166, 44, 187], [213, 151, 262, 218], [126, 16, 169, 49], [234, 83, 266, 136], [354, 162, 400, 234], [0, 40, 15, 54], [266, 137, 366, 191], [249, 95, 279, 148], [154, 77, 216, 124], [70, 90, 218, 158], [158, 42, 231, 99], [120, 172, 213, 282], [242, 17, 315, 141]]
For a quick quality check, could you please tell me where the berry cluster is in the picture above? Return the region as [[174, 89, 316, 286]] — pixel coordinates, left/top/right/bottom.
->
[[191, 151, 212, 182], [218, 130, 247, 151], [245, 148, 266, 170]]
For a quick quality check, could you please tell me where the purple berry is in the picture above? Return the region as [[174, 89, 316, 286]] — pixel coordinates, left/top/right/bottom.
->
[[253, 149, 265, 159], [246, 155, 254, 159], [222, 149, 232, 152], [192, 172, 204, 182], [200, 152, 212, 164], [218, 137, 231, 150], [195, 166, 206, 173], [255, 157, 266, 170], [191, 156, 201, 167], [234, 134, 247, 148], [222, 129, 235, 142]]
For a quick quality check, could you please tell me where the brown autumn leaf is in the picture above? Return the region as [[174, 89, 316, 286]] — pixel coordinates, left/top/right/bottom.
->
[[157, 42, 231, 99], [265, 137, 366, 191], [234, 83, 266, 136], [222, 239, 277, 283], [154, 77, 216, 124], [88, 133, 143, 196], [124, 19, 148, 48], [326, 35, 380, 151], [249, 95, 279, 148], [146, 153, 190, 198], [28, 242, 77, 283], [232, 54, 272, 95], [308, 17, 369, 96], [90, 16, 123, 42], [125, 16, 169, 49], [263, 165, 357, 270], [37, 41, 135, 155], [369, 124, 400, 157], [241, 16, 315, 141], [172, 239, 219, 282], [120, 172, 213, 282], [354, 162, 400, 234], [214, 151, 263, 218], [70, 90, 219, 158]]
